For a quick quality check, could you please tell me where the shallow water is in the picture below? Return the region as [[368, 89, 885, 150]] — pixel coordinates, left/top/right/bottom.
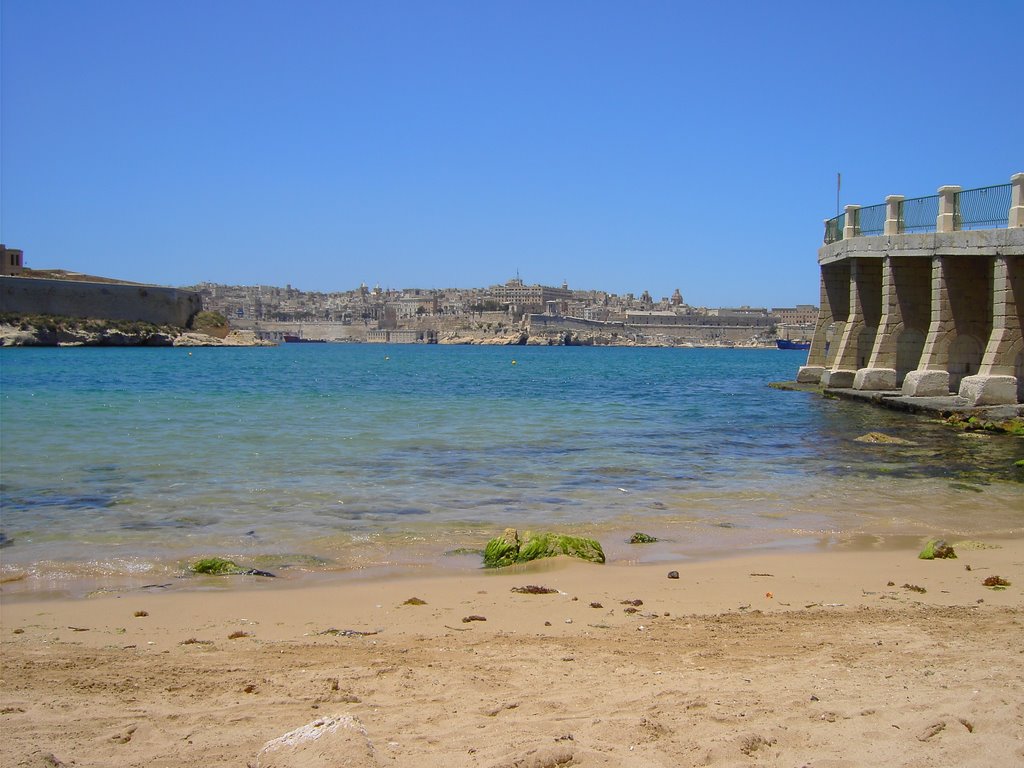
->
[[1, 345, 1021, 596]]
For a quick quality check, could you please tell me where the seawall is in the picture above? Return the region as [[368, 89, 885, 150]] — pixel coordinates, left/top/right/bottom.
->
[[0, 276, 202, 327]]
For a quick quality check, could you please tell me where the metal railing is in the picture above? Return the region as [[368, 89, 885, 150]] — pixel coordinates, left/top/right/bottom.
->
[[857, 203, 886, 236], [824, 181, 1014, 243], [956, 183, 1011, 230], [896, 194, 939, 233], [824, 212, 845, 244]]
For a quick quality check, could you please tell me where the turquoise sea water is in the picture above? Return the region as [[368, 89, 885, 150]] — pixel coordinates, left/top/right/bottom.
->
[[1, 345, 1021, 596]]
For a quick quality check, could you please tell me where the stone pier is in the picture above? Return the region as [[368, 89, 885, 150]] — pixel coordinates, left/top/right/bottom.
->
[[799, 173, 1024, 405]]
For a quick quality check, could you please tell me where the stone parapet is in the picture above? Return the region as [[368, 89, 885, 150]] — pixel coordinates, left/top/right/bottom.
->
[[818, 227, 1024, 266]]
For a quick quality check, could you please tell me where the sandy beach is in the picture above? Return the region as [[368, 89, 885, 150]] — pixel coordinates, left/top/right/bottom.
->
[[2, 541, 1022, 767]]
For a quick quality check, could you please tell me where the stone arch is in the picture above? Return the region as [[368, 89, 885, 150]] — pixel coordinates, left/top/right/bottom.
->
[[895, 328, 926, 386], [856, 326, 876, 370], [947, 334, 984, 393]]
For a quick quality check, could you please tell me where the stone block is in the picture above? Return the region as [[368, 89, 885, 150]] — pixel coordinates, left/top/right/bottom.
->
[[957, 375, 1019, 405], [853, 368, 897, 391], [901, 369, 950, 397], [796, 366, 825, 384], [822, 369, 856, 388]]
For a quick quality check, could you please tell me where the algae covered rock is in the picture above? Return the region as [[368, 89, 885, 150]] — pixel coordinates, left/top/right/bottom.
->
[[483, 528, 522, 568], [919, 539, 957, 560], [483, 528, 605, 568], [191, 557, 245, 575], [629, 532, 658, 544], [854, 432, 916, 445], [189, 557, 276, 577]]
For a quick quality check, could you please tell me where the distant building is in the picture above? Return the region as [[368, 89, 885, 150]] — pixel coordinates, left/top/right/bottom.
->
[[771, 305, 819, 325], [1, 245, 25, 276], [490, 278, 572, 315]]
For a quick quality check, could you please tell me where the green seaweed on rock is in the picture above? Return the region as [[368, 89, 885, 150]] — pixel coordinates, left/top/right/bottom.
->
[[483, 528, 605, 568], [191, 557, 245, 575], [919, 539, 957, 560], [189, 557, 276, 577], [629, 532, 658, 544]]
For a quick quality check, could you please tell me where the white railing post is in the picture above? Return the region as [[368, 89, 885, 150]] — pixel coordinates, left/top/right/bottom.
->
[[936, 185, 961, 233], [1009, 173, 1024, 228], [884, 195, 904, 235], [843, 204, 860, 240]]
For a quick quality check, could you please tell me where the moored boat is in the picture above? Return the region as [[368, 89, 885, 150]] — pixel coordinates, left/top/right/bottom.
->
[[776, 339, 810, 350]]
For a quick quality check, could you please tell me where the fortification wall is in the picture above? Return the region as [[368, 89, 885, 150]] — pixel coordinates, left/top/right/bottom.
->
[[0, 276, 201, 327], [232, 319, 368, 341], [527, 314, 625, 333]]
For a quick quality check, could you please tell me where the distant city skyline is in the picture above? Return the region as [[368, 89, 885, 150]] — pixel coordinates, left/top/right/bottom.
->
[[2, 1, 1021, 307]]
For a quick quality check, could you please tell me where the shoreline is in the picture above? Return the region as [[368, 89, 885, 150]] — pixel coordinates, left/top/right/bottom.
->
[[5, 520, 1024, 602], [3, 542, 1022, 766], [5, 537, 1022, 623]]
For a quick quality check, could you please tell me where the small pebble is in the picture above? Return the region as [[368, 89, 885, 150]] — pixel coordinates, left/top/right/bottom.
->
[[564, 618, 573, 624], [667, 571, 679, 579]]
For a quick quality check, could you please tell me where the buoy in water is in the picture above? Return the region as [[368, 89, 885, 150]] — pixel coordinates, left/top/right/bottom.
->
[[511, 360, 517, 365]]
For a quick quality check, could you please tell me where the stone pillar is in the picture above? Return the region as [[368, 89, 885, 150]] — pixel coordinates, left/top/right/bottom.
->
[[855, 257, 898, 391], [1010, 173, 1024, 228], [905, 256, 993, 397], [823, 258, 877, 389], [801, 262, 851, 383], [936, 186, 961, 233], [797, 270, 829, 383], [959, 255, 1022, 404], [884, 195, 904, 236], [843, 204, 861, 240], [902, 258, 951, 396]]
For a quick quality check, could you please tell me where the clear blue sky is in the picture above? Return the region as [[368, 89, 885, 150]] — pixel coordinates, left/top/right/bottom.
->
[[2, 1, 1021, 306]]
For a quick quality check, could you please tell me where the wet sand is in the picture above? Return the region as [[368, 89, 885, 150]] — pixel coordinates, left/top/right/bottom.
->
[[2, 542, 1023, 767]]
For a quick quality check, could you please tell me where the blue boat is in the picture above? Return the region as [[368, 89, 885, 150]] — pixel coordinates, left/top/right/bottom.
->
[[776, 339, 810, 350]]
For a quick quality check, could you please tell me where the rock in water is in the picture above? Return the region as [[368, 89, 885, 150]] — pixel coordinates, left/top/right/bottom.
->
[[629, 532, 658, 544], [918, 539, 957, 560], [482, 528, 605, 568], [854, 432, 916, 445], [256, 714, 374, 768], [190, 557, 244, 575]]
